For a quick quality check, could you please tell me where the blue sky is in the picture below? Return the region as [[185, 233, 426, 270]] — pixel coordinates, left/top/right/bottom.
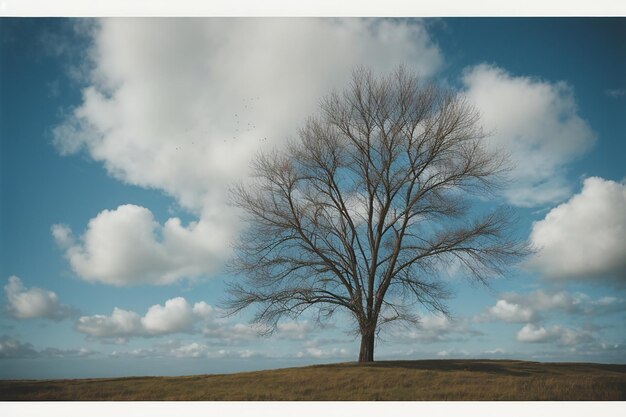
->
[[0, 18, 625, 379]]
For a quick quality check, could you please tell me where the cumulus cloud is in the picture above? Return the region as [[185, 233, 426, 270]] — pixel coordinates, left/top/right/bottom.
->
[[436, 348, 470, 358], [589, 296, 626, 315], [118, 340, 212, 359], [201, 321, 266, 345], [110, 340, 265, 359], [0, 335, 39, 358], [53, 204, 226, 286], [4, 276, 75, 320], [487, 299, 536, 323], [76, 296, 215, 339], [199, 316, 314, 345], [51, 224, 73, 248], [109, 347, 158, 359], [516, 323, 594, 346], [462, 64, 595, 207], [40, 347, 98, 358], [391, 313, 481, 344], [544, 341, 626, 362], [483, 289, 622, 349], [296, 347, 351, 359], [481, 289, 626, 323], [141, 297, 197, 335], [75, 307, 143, 338], [516, 323, 551, 343], [52, 18, 443, 285], [528, 177, 626, 282], [0, 335, 95, 359], [76, 295, 312, 344], [483, 348, 506, 355], [481, 291, 577, 323], [168, 342, 210, 358], [276, 321, 314, 340]]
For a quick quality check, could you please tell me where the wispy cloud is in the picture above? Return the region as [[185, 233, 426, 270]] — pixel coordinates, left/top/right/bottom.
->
[[389, 314, 482, 344], [296, 347, 352, 359], [109, 339, 269, 360], [605, 88, 626, 98], [0, 335, 96, 359]]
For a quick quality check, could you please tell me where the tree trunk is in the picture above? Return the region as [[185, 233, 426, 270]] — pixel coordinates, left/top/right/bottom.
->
[[358, 330, 375, 363]]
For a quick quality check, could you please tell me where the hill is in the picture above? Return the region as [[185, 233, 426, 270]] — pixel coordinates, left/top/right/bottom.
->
[[1, 359, 625, 400]]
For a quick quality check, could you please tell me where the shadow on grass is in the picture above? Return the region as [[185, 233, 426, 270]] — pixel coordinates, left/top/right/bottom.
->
[[328, 359, 626, 377]]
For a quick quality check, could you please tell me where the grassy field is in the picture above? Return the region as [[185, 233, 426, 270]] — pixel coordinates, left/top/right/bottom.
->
[[1, 359, 625, 400]]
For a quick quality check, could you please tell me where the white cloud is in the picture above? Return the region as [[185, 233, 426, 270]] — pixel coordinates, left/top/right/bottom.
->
[[0, 335, 96, 359], [76, 307, 143, 338], [483, 348, 506, 355], [109, 347, 158, 358], [51, 224, 73, 248], [198, 318, 319, 345], [4, 276, 74, 321], [201, 322, 264, 344], [52, 18, 443, 285], [169, 342, 209, 358], [236, 349, 268, 359], [191, 301, 215, 319], [276, 321, 313, 340], [391, 313, 481, 343], [41, 347, 98, 358], [516, 323, 594, 346], [436, 348, 470, 358], [482, 289, 626, 323], [53, 204, 226, 286], [75, 296, 216, 338], [605, 88, 626, 98], [487, 299, 536, 323], [296, 347, 351, 359], [141, 297, 196, 335], [0, 335, 39, 358], [109, 341, 266, 360], [516, 323, 551, 343], [590, 296, 626, 315], [522, 290, 580, 312], [77, 298, 312, 344], [303, 337, 351, 349], [462, 64, 595, 207], [149, 339, 212, 358], [482, 291, 577, 323], [420, 314, 455, 331], [528, 177, 626, 281]]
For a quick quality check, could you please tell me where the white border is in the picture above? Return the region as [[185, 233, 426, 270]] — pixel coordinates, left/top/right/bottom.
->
[[1, 401, 626, 417], [1, 0, 625, 17], [1, 2, 624, 416]]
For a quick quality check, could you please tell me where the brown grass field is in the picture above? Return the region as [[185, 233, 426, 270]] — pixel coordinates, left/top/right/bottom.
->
[[1, 359, 625, 401]]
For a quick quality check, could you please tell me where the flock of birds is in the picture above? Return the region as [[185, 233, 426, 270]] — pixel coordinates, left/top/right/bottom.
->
[[172, 96, 269, 151]]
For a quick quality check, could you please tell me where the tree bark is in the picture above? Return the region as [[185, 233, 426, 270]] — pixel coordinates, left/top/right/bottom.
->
[[358, 330, 375, 363]]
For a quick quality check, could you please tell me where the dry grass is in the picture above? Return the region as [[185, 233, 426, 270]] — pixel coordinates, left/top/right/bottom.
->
[[1, 359, 625, 400]]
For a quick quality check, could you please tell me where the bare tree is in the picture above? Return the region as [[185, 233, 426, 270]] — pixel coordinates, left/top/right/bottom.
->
[[226, 67, 528, 363]]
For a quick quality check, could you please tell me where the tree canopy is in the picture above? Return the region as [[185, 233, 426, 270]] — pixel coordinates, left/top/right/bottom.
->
[[226, 67, 529, 362]]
